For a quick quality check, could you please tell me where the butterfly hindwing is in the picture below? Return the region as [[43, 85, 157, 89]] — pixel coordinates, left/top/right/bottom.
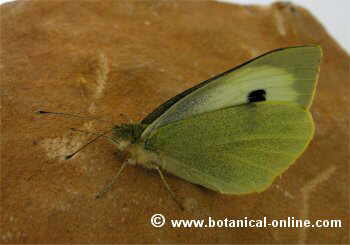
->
[[146, 102, 314, 194]]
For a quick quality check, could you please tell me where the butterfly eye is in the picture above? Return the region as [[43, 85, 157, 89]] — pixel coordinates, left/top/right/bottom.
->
[[248, 89, 266, 103]]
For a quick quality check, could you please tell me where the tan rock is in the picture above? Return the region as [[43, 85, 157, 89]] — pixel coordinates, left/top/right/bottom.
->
[[1, 0, 349, 243]]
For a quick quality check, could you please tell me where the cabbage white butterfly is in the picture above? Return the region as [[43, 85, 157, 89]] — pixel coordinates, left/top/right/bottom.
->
[[40, 46, 322, 209]]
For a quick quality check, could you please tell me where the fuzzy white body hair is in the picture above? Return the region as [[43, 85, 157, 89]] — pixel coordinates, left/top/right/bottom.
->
[[116, 140, 161, 169]]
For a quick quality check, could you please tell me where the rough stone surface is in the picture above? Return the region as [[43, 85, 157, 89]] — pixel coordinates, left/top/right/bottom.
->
[[1, 0, 349, 243]]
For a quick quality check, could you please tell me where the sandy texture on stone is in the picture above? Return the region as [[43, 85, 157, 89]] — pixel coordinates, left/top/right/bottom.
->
[[1, 0, 349, 243]]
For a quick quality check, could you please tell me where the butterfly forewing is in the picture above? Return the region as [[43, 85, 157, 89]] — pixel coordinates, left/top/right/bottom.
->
[[141, 46, 321, 139]]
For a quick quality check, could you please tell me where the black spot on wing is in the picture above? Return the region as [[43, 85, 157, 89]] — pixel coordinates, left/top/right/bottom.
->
[[248, 89, 266, 103]]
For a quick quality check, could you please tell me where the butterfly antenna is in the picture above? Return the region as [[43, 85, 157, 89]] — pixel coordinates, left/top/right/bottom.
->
[[156, 167, 184, 211], [37, 110, 113, 124], [70, 128, 110, 137], [95, 161, 128, 199], [65, 129, 112, 160]]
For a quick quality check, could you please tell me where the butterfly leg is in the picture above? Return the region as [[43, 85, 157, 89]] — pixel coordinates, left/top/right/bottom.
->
[[155, 166, 184, 211], [95, 161, 127, 199]]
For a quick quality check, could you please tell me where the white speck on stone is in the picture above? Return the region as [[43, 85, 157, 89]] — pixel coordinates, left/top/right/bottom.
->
[[40, 135, 86, 161]]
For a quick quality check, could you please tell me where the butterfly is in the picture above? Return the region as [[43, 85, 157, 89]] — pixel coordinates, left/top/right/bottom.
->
[[39, 45, 322, 209]]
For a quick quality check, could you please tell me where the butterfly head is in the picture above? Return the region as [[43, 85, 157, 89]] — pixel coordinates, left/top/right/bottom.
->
[[112, 123, 146, 144], [111, 123, 159, 168]]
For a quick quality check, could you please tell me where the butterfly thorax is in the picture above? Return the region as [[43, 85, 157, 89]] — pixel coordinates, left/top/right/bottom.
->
[[112, 123, 160, 169]]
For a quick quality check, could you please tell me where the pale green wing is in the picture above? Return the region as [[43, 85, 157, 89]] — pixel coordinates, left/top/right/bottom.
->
[[141, 46, 321, 138], [146, 102, 314, 194]]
